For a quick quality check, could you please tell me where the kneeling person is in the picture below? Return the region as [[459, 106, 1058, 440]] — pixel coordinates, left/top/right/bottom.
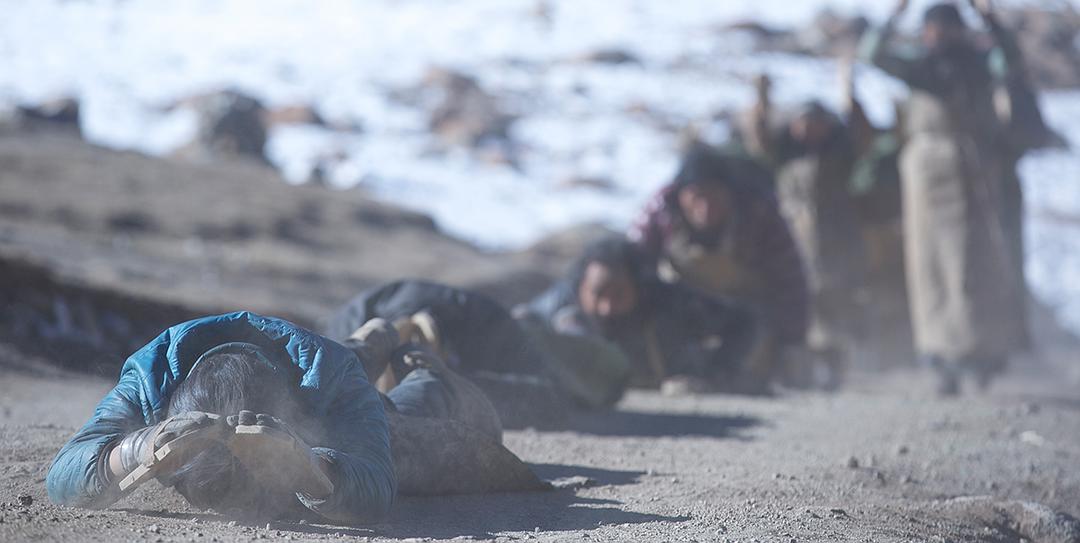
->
[[522, 238, 760, 394]]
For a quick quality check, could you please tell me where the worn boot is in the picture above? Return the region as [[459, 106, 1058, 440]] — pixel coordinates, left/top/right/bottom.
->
[[925, 356, 960, 397], [967, 356, 1007, 393]]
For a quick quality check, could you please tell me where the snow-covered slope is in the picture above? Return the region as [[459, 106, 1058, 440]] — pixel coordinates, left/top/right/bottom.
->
[[2, 0, 1078, 328]]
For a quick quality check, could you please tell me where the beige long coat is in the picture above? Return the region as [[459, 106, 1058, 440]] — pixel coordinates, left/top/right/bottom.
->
[[899, 89, 1025, 362]]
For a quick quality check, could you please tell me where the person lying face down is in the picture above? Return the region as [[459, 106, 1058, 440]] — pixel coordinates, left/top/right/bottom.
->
[[522, 238, 760, 393], [46, 312, 396, 523], [47, 311, 549, 522], [326, 280, 633, 419]]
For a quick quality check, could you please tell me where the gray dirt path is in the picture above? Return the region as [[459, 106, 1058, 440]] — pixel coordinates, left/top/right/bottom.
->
[[2, 362, 1079, 543]]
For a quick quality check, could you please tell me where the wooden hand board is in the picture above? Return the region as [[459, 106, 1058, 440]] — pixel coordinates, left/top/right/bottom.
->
[[117, 432, 220, 492], [228, 424, 334, 498]]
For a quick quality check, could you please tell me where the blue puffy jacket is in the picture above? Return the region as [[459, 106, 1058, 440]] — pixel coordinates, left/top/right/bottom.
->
[[45, 311, 396, 523]]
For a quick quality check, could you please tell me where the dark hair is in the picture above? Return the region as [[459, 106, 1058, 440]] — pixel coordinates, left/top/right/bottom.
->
[[671, 144, 773, 195], [166, 349, 304, 514], [569, 237, 655, 295], [794, 101, 834, 123], [672, 144, 730, 190], [923, 3, 966, 29], [168, 349, 296, 417]]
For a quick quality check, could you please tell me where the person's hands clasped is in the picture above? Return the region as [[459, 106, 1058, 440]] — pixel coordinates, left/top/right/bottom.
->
[[226, 410, 306, 442], [225, 410, 334, 499]]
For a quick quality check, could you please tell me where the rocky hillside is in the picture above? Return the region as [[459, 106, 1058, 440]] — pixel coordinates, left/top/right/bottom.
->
[[0, 130, 608, 373]]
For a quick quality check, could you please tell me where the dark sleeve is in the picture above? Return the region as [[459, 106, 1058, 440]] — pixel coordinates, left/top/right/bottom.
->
[[858, 17, 922, 85], [461, 296, 550, 377], [845, 95, 878, 159], [748, 200, 810, 346], [702, 301, 759, 377], [322, 283, 401, 342], [664, 286, 758, 377], [518, 281, 577, 325], [46, 369, 148, 508]]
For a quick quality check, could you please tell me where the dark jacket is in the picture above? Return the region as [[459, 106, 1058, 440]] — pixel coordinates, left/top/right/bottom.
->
[[629, 183, 808, 346], [46, 312, 395, 523], [325, 281, 573, 429], [524, 279, 757, 387], [324, 280, 547, 377]]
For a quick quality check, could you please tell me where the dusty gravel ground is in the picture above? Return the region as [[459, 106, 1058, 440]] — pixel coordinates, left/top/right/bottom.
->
[[3, 358, 1079, 543]]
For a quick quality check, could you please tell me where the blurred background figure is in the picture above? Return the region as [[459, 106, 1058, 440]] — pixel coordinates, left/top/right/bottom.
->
[[627, 146, 819, 390], [521, 238, 762, 395], [734, 69, 870, 386], [326, 279, 649, 425], [859, 0, 1049, 395]]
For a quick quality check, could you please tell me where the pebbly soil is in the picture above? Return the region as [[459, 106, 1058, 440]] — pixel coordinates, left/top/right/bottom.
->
[[3, 357, 1080, 543], [2, 132, 1079, 542]]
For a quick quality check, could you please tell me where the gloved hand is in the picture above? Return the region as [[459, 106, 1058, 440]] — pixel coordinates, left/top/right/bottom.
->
[[111, 411, 224, 478], [225, 410, 333, 498]]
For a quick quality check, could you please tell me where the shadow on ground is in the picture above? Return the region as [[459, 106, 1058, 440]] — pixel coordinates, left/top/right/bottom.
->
[[380, 487, 688, 539], [117, 464, 684, 540], [565, 409, 763, 439], [528, 463, 645, 487]]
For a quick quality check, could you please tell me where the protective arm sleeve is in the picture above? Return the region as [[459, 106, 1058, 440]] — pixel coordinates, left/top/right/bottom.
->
[[46, 370, 147, 509]]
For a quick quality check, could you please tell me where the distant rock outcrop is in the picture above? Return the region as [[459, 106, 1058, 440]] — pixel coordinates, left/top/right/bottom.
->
[[422, 67, 516, 148], [263, 104, 326, 128], [578, 48, 642, 66], [719, 11, 867, 59], [3, 97, 82, 137], [172, 90, 270, 163]]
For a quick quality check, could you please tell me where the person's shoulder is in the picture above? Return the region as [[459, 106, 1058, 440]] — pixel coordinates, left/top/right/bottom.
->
[[234, 311, 312, 338]]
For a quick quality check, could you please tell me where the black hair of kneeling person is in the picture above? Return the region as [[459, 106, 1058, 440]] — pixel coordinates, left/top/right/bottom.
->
[[923, 2, 966, 29], [165, 349, 310, 514], [570, 237, 651, 288], [568, 236, 660, 310], [671, 143, 774, 195]]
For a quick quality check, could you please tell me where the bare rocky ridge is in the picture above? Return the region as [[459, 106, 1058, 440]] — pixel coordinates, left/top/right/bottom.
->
[[0, 132, 563, 330]]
